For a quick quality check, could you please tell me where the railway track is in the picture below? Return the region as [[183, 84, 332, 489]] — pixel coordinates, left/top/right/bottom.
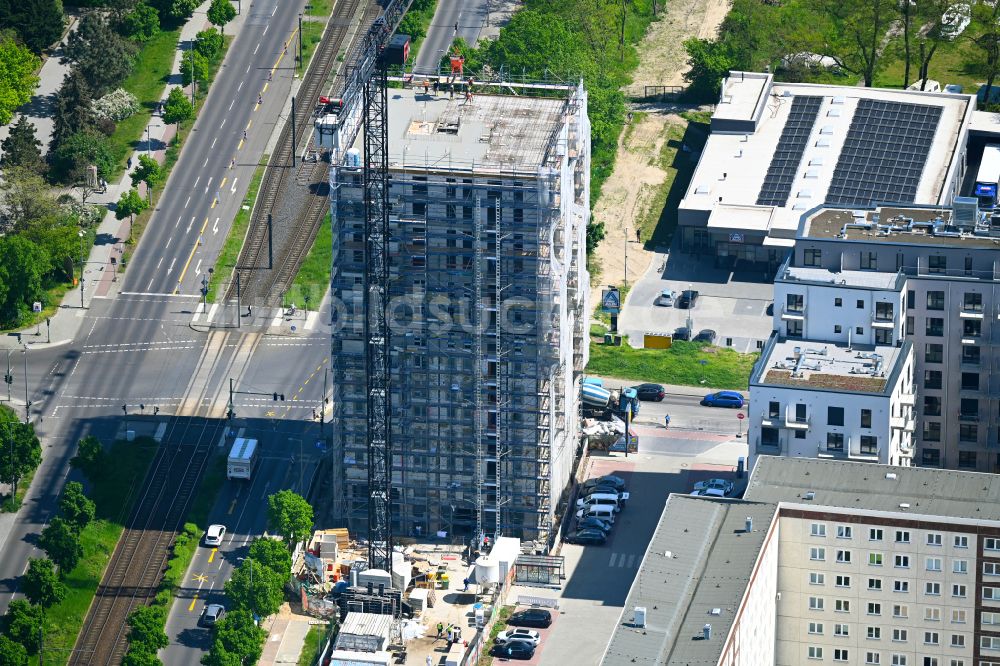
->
[[69, 417, 222, 666], [227, 0, 369, 305]]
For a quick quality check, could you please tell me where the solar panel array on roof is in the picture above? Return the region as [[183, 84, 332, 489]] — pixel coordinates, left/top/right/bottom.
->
[[826, 99, 942, 206], [756, 95, 823, 206]]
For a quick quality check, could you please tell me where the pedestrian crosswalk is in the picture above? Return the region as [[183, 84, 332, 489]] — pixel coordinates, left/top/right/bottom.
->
[[189, 304, 321, 332], [607, 552, 639, 569]]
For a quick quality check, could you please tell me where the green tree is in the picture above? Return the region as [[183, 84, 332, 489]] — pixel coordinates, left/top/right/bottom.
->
[[0, 634, 28, 666], [682, 37, 738, 101], [162, 86, 193, 127], [266, 490, 313, 550], [968, 1, 1000, 96], [62, 13, 137, 96], [121, 650, 163, 666], [130, 154, 162, 202], [0, 235, 47, 325], [0, 33, 40, 125], [39, 516, 83, 573], [149, 0, 198, 20], [58, 481, 95, 530], [801, 0, 898, 87], [0, 117, 44, 173], [194, 29, 223, 62], [0, 0, 64, 54], [224, 558, 284, 618], [115, 188, 148, 238], [248, 537, 292, 577], [21, 557, 66, 608], [50, 70, 94, 152], [207, 0, 235, 34], [70, 434, 105, 480], [127, 604, 169, 652], [0, 167, 60, 231], [0, 600, 43, 655], [180, 49, 209, 89], [49, 129, 115, 184], [0, 406, 42, 495], [203, 609, 266, 666], [117, 2, 160, 42]]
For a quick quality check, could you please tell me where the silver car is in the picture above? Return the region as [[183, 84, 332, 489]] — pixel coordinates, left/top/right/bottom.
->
[[656, 289, 675, 307]]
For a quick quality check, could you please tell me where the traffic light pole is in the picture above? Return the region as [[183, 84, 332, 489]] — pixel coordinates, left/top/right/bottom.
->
[[227, 378, 285, 422]]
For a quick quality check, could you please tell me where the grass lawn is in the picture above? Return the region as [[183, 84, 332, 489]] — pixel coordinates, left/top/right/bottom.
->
[[478, 605, 514, 665], [208, 156, 268, 302], [282, 213, 331, 309], [586, 338, 757, 390], [874, 40, 982, 92], [305, 0, 333, 17], [28, 437, 159, 666], [106, 28, 181, 174], [298, 625, 327, 666], [300, 20, 326, 72]]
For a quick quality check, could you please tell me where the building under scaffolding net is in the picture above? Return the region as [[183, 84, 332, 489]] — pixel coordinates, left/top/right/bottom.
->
[[328, 81, 591, 545]]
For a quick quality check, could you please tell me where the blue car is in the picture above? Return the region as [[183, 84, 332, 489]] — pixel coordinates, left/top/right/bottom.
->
[[701, 391, 745, 408]]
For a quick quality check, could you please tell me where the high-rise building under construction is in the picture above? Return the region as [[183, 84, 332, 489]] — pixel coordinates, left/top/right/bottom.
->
[[328, 81, 591, 545]]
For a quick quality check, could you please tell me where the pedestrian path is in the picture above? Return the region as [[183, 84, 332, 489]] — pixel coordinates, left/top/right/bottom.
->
[[188, 303, 324, 335]]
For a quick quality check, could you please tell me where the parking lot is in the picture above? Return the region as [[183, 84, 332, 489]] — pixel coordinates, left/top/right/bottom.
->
[[620, 249, 775, 353], [530, 428, 747, 665]]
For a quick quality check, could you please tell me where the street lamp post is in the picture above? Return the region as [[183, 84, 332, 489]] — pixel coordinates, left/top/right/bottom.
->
[[78, 230, 86, 309]]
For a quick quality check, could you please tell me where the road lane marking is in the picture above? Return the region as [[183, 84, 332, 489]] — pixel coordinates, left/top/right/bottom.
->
[[229, 99, 234, 111], [188, 594, 198, 612], [213, 217, 220, 234], [167, 258, 177, 274], [146, 278, 155, 291], [208, 548, 217, 564], [221, 118, 226, 128], [228, 499, 237, 515], [194, 176, 200, 188], [254, 42, 260, 55], [262, 82, 269, 93], [184, 197, 190, 209], [203, 157, 209, 167], [165, 237, 172, 249], [238, 80, 244, 91], [238, 138, 245, 150], [156, 257, 163, 269], [175, 217, 211, 289], [245, 64, 250, 73], [271, 5, 276, 15], [220, 177, 227, 188], [230, 177, 239, 193], [194, 259, 202, 275], [187, 216, 194, 233], [211, 137, 217, 149], [263, 24, 269, 36], [175, 215, 182, 228], [245, 119, 252, 131]]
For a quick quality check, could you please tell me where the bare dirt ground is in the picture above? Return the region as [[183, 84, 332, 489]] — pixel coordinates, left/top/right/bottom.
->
[[591, 0, 730, 291]]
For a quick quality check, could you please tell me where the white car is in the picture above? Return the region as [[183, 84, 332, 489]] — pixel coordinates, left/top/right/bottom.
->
[[693, 478, 734, 495], [495, 628, 541, 647], [205, 524, 227, 547], [655, 289, 675, 307]]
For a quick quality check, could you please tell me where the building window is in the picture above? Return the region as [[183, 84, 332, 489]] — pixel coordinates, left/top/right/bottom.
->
[[874, 302, 893, 321], [810, 596, 824, 610], [925, 607, 940, 621], [837, 550, 852, 563], [809, 622, 824, 634], [869, 529, 883, 541], [836, 599, 851, 612], [857, 299, 865, 309], [867, 652, 881, 665], [983, 636, 1000, 650], [895, 531, 910, 544], [928, 255, 947, 273], [923, 420, 941, 441], [952, 584, 966, 598], [924, 632, 939, 645], [787, 320, 803, 337], [895, 580, 910, 593], [861, 251, 878, 270], [925, 343, 943, 363], [921, 448, 940, 466], [950, 634, 965, 648], [787, 293, 804, 312], [893, 604, 908, 619], [892, 656, 907, 666], [923, 659, 938, 666], [925, 581, 941, 595], [958, 451, 977, 469], [827, 433, 845, 452], [828, 406, 845, 426], [835, 297, 843, 307], [868, 602, 881, 616], [983, 611, 1000, 625], [809, 646, 824, 659], [959, 425, 978, 444], [985, 562, 1000, 576], [768, 401, 780, 418], [954, 535, 968, 548], [834, 324, 842, 334], [926, 532, 942, 546], [961, 345, 980, 365], [907, 290, 915, 309], [925, 317, 944, 336], [960, 398, 979, 420], [951, 609, 966, 624], [861, 409, 872, 428], [811, 523, 827, 537], [870, 553, 884, 566], [963, 292, 983, 312], [963, 319, 981, 337], [835, 649, 849, 662], [810, 572, 826, 585], [875, 328, 892, 344], [860, 435, 877, 454], [986, 538, 1000, 551], [923, 396, 941, 416], [761, 427, 779, 447], [893, 629, 908, 642], [926, 291, 945, 310], [982, 586, 1000, 600], [869, 578, 882, 591], [804, 248, 822, 266], [954, 559, 968, 574], [836, 575, 851, 587], [924, 370, 942, 390], [961, 372, 979, 391], [894, 554, 910, 568], [856, 326, 864, 335], [906, 316, 914, 335], [837, 525, 853, 539], [835, 623, 850, 636], [811, 547, 826, 561]]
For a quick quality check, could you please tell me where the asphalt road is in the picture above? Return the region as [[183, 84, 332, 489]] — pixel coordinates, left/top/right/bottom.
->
[[412, 0, 490, 75], [0, 0, 322, 620], [162, 420, 324, 666]]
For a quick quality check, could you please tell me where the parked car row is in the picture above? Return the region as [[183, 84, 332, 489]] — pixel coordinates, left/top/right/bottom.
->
[[492, 610, 553, 659], [566, 475, 628, 546], [655, 289, 699, 309]]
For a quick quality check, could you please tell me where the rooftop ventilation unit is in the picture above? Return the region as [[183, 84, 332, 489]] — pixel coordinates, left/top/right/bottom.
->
[[832, 95, 845, 105], [816, 138, 831, 148], [633, 607, 647, 628], [803, 491, 816, 500], [885, 472, 897, 480], [827, 108, 842, 117]]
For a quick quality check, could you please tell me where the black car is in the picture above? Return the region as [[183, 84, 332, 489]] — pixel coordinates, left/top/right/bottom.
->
[[673, 326, 692, 341], [676, 290, 699, 309], [508, 608, 552, 628], [492, 643, 536, 660], [576, 516, 612, 533], [581, 484, 626, 500], [694, 329, 717, 344], [565, 528, 608, 545], [634, 383, 665, 401], [581, 475, 627, 492]]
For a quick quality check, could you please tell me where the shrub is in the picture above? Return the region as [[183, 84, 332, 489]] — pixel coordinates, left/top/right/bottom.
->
[[92, 88, 141, 122]]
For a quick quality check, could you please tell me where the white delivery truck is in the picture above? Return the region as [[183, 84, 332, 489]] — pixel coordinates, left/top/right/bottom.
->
[[227, 437, 258, 480]]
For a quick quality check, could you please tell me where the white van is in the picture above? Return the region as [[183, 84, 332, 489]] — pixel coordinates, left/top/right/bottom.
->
[[576, 492, 628, 512], [576, 505, 616, 524]]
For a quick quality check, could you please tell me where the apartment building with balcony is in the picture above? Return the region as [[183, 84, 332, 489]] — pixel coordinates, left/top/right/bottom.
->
[[602, 457, 1000, 666], [758, 204, 1000, 473], [748, 336, 916, 472]]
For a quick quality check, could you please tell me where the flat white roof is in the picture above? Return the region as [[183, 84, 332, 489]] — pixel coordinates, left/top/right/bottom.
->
[[683, 81, 972, 215], [714, 71, 770, 122]]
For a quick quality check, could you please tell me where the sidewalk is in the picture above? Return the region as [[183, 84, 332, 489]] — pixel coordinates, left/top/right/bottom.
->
[[1, 1, 259, 353]]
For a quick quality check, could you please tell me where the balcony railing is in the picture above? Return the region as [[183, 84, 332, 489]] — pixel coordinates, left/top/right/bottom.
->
[[781, 305, 805, 321]]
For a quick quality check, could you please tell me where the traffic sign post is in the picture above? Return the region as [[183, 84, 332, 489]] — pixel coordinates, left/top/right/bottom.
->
[[737, 412, 745, 438], [602, 288, 621, 333]]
